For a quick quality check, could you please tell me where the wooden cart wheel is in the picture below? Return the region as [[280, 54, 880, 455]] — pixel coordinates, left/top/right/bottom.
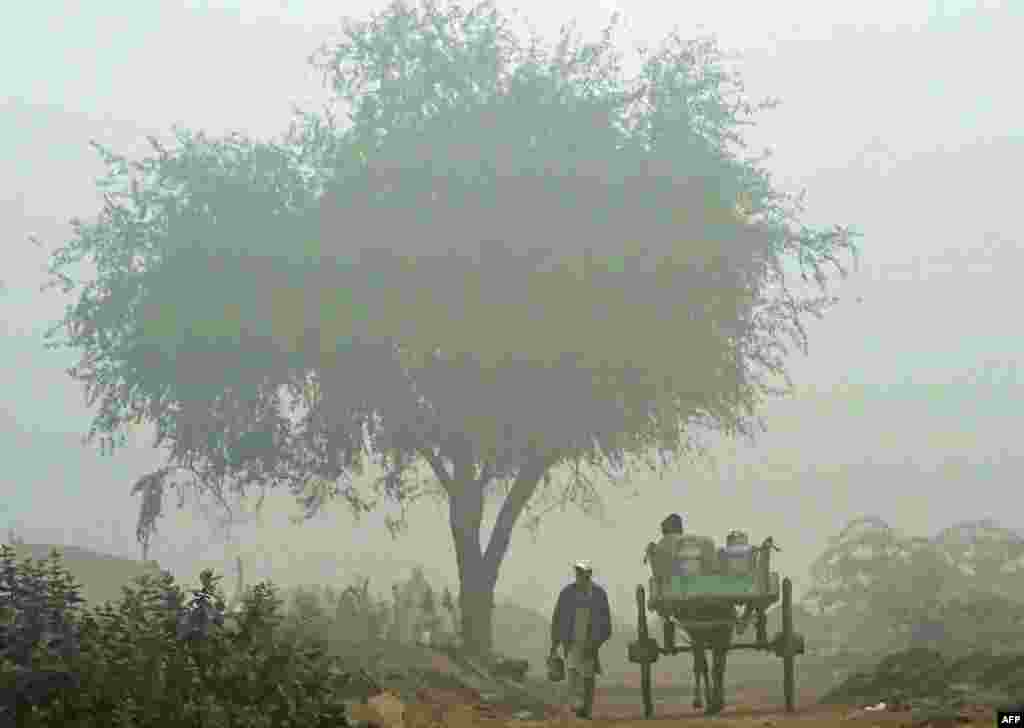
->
[[781, 577, 795, 712], [636, 585, 654, 719]]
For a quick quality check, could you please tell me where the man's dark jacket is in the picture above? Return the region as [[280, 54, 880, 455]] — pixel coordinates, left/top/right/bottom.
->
[[551, 583, 612, 674]]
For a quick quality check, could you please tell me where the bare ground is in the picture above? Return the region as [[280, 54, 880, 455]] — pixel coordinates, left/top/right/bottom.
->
[[357, 680, 996, 728], [343, 644, 1000, 728]]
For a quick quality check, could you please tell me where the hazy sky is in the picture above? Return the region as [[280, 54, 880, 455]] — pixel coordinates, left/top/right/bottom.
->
[[2, 1, 1021, 619]]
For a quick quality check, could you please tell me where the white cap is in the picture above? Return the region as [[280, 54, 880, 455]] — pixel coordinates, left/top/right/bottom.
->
[[573, 560, 593, 572]]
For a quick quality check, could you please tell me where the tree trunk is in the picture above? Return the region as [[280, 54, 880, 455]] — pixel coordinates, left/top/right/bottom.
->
[[448, 454, 495, 656], [443, 451, 550, 657], [458, 573, 497, 656]]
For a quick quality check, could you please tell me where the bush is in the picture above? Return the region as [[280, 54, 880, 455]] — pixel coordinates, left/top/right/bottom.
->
[[821, 647, 1024, 709], [0, 544, 355, 728]]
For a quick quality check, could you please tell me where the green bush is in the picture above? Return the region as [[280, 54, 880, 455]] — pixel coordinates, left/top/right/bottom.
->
[[0, 544, 354, 728], [821, 647, 1024, 709]]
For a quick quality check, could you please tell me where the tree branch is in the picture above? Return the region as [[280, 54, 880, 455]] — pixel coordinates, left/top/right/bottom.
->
[[418, 447, 452, 492], [482, 455, 553, 575], [475, 462, 493, 489]]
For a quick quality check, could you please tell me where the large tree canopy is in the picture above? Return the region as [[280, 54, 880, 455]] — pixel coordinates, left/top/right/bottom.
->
[[43, 0, 858, 653]]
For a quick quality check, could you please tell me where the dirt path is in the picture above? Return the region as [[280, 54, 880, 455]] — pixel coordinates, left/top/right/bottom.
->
[[362, 680, 996, 728], [590, 685, 837, 722], [354, 651, 998, 728], [509, 684, 994, 728]]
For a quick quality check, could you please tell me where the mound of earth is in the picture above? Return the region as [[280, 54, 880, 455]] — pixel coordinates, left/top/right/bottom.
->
[[821, 648, 1024, 717]]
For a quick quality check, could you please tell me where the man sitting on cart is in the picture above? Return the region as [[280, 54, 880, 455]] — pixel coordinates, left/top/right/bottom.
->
[[646, 512, 713, 582], [645, 513, 684, 573], [550, 560, 612, 720], [661, 513, 685, 542]]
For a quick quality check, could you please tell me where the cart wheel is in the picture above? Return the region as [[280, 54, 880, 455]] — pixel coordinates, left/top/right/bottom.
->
[[636, 585, 654, 719], [781, 577, 795, 713]]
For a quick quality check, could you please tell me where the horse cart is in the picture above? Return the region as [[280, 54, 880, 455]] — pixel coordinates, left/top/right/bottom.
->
[[626, 534, 805, 717]]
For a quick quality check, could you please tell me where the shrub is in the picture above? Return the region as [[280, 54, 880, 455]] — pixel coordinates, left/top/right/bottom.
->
[[0, 544, 354, 728]]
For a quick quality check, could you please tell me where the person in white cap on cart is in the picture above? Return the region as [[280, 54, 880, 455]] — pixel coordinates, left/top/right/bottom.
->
[[550, 560, 612, 719]]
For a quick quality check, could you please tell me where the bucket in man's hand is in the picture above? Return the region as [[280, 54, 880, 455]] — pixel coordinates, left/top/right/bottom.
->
[[546, 654, 565, 682]]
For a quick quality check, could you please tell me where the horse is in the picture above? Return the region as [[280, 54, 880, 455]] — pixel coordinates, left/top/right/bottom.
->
[[669, 601, 735, 715]]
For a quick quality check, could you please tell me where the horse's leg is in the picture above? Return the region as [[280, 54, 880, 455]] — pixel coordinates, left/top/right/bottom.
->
[[700, 647, 708, 708], [691, 641, 706, 710], [708, 622, 733, 716], [710, 631, 729, 714]]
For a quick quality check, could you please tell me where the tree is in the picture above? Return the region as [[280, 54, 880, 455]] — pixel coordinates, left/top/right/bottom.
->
[[802, 516, 959, 655], [420, 583, 440, 641], [387, 584, 402, 643], [802, 515, 1024, 658], [931, 519, 1024, 602], [41, 0, 858, 655], [421, 584, 435, 617], [368, 596, 388, 643], [441, 586, 456, 621]]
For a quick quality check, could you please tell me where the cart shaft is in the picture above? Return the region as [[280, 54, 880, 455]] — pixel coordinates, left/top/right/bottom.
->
[[660, 641, 773, 655]]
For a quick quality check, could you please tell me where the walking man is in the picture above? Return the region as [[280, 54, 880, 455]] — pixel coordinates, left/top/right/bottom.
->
[[550, 561, 612, 719]]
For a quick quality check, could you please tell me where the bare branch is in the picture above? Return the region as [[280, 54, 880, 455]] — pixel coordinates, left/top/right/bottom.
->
[[482, 454, 556, 573], [418, 446, 453, 491], [475, 462, 493, 489]]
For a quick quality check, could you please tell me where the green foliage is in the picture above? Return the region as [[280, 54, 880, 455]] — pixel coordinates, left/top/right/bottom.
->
[[0, 544, 355, 728], [41, 0, 859, 657], [803, 516, 1024, 659], [44, 0, 858, 507]]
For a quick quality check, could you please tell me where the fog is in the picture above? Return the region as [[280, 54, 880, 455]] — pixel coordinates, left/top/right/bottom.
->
[[2, 0, 1021, 624]]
